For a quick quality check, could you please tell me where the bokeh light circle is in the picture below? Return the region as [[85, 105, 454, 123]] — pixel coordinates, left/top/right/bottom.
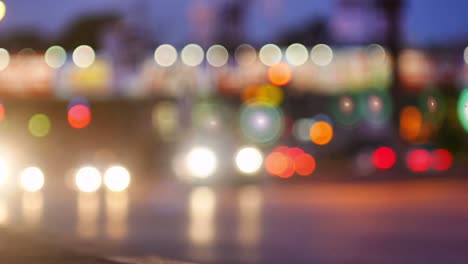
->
[[28, 114, 51, 138], [104, 165, 131, 192], [400, 106, 422, 141], [186, 147, 217, 178], [235, 44, 257, 66], [368, 95, 383, 113], [310, 44, 333, 66], [265, 152, 291, 177], [285, 43, 308, 66], [309, 121, 333, 145], [0, 48, 9, 71], [293, 118, 314, 142], [235, 147, 263, 175], [367, 44, 386, 66], [372, 147, 396, 170], [154, 44, 178, 67], [294, 153, 316, 176], [286, 147, 304, 159], [68, 104, 91, 129], [72, 45, 95, 68], [268, 63, 292, 86], [457, 89, 468, 132], [45, 46, 67, 68], [432, 149, 453, 171], [75, 166, 102, 192], [331, 95, 362, 127], [259, 44, 282, 66], [240, 103, 284, 145], [418, 89, 445, 127], [277, 158, 294, 178], [406, 149, 432, 173], [0, 1, 5, 21], [207, 45, 229, 67], [19, 167, 45, 192], [339, 96, 355, 113], [181, 44, 204, 67]]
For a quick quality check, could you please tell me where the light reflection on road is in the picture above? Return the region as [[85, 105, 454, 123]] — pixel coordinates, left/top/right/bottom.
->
[[22, 191, 43, 226], [188, 186, 216, 246], [237, 185, 262, 247], [77, 192, 99, 239], [105, 190, 129, 240], [1, 178, 468, 264]]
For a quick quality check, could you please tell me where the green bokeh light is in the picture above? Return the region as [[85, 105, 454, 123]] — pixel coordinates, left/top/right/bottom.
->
[[28, 114, 51, 137], [457, 89, 468, 132], [240, 103, 284, 145]]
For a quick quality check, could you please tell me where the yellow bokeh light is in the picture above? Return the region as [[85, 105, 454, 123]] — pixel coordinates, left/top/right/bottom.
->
[[69, 58, 111, 91], [0, 1, 6, 21], [257, 84, 284, 106], [242, 84, 284, 106], [19, 167, 45, 192], [75, 166, 102, 192], [103, 166, 131, 192], [28, 114, 51, 138], [309, 121, 333, 145]]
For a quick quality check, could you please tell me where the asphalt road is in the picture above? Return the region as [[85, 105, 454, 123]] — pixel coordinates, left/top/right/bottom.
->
[[1, 176, 468, 264]]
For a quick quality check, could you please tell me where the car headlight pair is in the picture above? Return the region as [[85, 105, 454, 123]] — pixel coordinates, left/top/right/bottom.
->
[[184, 146, 263, 179], [75, 165, 131, 193]]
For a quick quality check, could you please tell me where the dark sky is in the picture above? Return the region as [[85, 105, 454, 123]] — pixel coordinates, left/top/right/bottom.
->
[[0, 0, 466, 46]]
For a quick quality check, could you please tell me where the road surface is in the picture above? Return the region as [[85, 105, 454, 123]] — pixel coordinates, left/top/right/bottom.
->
[[1, 175, 467, 264]]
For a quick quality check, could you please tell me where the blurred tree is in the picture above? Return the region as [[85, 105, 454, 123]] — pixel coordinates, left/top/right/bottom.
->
[[277, 18, 329, 46], [0, 30, 46, 51], [58, 13, 121, 51]]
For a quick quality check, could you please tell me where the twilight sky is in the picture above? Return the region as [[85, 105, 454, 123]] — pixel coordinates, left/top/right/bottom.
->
[[0, 0, 466, 46]]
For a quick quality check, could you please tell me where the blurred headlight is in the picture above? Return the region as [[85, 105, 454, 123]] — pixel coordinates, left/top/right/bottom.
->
[[19, 167, 44, 192], [104, 165, 131, 192], [186, 147, 217, 178], [75, 166, 102, 192], [235, 147, 263, 175]]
